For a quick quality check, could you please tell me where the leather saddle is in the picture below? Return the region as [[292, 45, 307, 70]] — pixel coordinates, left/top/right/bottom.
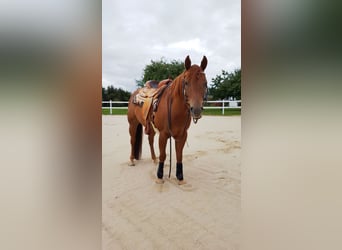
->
[[132, 78, 172, 134]]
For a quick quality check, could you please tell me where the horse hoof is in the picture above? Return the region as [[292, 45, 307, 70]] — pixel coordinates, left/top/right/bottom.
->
[[178, 180, 187, 185], [128, 161, 135, 166], [155, 178, 164, 184]]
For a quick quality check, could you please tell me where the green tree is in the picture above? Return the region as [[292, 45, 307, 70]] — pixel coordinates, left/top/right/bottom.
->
[[102, 85, 131, 103], [102, 87, 107, 101], [136, 58, 184, 87], [209, 69, 241, 100]]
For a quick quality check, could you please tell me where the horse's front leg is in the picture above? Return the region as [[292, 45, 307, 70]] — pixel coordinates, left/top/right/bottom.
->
[[148, 130, 157, 164], [175, 132, 188, 184], [156, 132, 168, 183]]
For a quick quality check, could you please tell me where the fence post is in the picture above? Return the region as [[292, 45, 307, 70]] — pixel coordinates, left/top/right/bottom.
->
[[222, 100, 225, 115], [110, 100, 112, 115]]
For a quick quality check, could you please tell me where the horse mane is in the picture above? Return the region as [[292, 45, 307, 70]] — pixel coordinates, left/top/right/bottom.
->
[[168, 71, 185, 99]]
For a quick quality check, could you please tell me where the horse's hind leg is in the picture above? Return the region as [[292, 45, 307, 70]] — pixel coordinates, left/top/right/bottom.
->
[[129, 123, 142, 166], [129, 124, 137, 166], [148, 130, 157, 164]]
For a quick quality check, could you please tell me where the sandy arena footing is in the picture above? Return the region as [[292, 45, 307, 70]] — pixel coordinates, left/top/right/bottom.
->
[[102, 115, 241, 250]]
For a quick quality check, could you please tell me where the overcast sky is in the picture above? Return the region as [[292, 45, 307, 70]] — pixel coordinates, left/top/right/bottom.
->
[[102, 0, 240, 92]]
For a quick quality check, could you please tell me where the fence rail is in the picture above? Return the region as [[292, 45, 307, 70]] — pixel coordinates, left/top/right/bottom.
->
[[102, 100, 241, 115]]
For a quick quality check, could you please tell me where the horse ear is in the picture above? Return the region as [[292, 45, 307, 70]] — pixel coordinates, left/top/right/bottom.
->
[[200, 56, 208, 71], [185, 55, 191, 70]]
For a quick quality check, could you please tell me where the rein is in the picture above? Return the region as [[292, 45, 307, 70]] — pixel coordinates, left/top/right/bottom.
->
[[167, 95, 172, 178]]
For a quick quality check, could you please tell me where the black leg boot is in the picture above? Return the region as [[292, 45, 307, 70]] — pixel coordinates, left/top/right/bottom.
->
[[157, 162, 164, 179], [176, 162, 183, 181]]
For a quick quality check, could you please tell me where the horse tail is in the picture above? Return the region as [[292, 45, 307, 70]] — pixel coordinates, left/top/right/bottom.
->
[[134, 123, 143, 160]]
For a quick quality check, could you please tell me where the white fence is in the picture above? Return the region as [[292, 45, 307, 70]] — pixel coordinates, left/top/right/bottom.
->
[[102, 100, 241, 115]]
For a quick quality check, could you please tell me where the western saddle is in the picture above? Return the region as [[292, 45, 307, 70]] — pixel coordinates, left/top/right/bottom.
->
[[132, 78, 172, 134]]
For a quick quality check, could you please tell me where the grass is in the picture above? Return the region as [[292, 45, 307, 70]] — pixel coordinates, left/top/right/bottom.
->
[[102, 108, 240, 116], [202, 108, 241, 116], [102, 108, 128, 115]]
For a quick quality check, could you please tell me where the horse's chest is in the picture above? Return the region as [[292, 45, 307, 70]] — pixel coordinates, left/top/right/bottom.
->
[[153, 110, 190, 135]]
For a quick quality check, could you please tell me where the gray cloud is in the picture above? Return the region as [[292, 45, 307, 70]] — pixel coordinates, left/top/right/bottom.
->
[[103, 0, 240, 91]]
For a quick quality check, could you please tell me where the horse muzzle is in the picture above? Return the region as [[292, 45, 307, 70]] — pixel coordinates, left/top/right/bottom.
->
[[190, 106, 203, 124]]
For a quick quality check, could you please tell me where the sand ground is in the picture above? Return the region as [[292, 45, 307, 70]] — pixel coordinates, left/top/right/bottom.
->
[[102, 115, 241, 250]]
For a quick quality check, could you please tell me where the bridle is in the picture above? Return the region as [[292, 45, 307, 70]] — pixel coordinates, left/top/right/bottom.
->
[[181, 75, 208, 124]]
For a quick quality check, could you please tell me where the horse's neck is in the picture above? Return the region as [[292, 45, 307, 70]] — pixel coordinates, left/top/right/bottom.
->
[[169, 74, 185, 103]]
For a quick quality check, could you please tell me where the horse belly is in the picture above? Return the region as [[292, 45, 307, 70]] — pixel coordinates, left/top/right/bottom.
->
[[153, 112, 167, 133]]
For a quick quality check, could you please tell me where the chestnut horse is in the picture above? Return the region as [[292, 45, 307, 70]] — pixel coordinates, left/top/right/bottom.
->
[[127, 55, 208, 184]]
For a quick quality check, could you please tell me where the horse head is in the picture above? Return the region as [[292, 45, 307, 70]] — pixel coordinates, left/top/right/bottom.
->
[[183, 55, 208, 123]]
